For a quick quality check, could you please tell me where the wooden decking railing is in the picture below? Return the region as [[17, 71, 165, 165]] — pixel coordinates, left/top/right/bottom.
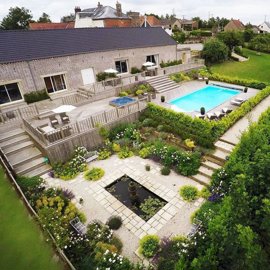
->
[[23, 99, 148, 146]]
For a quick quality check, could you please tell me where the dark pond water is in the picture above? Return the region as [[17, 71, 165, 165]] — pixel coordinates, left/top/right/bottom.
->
[[105, 174, 167, 221]]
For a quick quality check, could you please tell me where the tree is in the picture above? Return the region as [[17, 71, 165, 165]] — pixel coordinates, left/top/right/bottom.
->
[[172, 31, 186, 43], [0, 6, 33, 29], [61, 13, 75, 23], [201, 38, 229, 64], [217, 31, 243, 51], [38, 13, 51, 23]]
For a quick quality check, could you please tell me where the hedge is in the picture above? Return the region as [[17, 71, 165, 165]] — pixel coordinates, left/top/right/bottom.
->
[[143, 86, 270, 148], [206, 72, 268, 90], [24, 89, 50, 104]]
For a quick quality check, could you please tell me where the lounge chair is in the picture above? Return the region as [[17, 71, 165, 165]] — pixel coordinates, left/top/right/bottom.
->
[[37, 124, 50, 133], [222, 107, 233, 114], [231, 99, 243, 106], [196, 114, 205, 119], [49, 115, 59, 128], [206, 113, 218, 120], [214, 111, 225, 119], [198, 75, 204, 81], [60, 112, 70, 124], [235, 97, 246, 103]]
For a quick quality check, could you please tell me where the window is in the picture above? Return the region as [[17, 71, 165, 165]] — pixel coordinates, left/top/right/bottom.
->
[[0, 83, 22, 104], [146, 55, 158, 65], [115, 60, 128, 73], [44, 74, 66, 93]]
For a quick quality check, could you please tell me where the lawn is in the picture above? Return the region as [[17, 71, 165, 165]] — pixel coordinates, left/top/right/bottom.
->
[[0, 167, 63, 270], [211, 49, 270, 83]]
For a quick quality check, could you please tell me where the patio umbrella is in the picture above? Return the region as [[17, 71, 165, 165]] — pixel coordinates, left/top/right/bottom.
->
[[142, 61, 155, 67], [104, 68, 118, 74], [52, 105, 76, 114]]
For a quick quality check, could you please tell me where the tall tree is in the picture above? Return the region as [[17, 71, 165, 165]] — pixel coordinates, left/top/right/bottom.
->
[[0, 7, 33, 29], [38, 13, 51, 23], [61, 13, 75, 23]]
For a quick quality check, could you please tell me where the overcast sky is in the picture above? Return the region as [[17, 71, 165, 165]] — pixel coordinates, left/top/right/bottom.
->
[[0, 0, 269, 25]]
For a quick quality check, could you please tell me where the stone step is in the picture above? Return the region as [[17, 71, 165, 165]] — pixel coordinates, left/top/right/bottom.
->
[[150, 80, 177, 87], [8, 147, 42, 167], [202, 160, 222, 171], [198, 166, 214, 178], [0, 134, 30, 149], [4, 141, 34, 156], [23, 164, 51, 177], [212, 149, 229, 161], [219, 137, 236, 146], [15, 157, 47, 175], [205, 155, 225, 166], [156, 83, 179, 91], [146, 75, 165, 83], [156, 85, 180, 93], [214, 140, 234, 154], [0, 128, 26, 142], [190, 173, 210, 186]]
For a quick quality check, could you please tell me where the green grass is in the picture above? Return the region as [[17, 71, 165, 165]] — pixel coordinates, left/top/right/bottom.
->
[[211, 49, 270, 83], [0, 167, 63, 270]]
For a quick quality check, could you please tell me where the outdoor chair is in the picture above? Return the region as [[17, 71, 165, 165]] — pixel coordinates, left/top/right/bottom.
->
[[196, 114, 205, 119], [214, 111, 225, 119], [235, 97, 247, 103], [222, 107, 233, 114], [37, 124, 49, 133], [49, 115, 59, 128], [60, 112, 70, 124], [231, 99, 243, 106], [206, 113, 218, 120]]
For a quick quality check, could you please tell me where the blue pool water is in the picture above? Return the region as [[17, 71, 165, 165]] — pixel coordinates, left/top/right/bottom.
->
[[110, 97, 136, 107], [169, 85, 239, 112]]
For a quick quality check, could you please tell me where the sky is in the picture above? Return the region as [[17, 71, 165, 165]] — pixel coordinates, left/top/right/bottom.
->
[[0, 0, 269, 25]]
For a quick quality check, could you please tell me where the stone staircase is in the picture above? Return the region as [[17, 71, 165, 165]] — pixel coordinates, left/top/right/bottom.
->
[[147, 75, 180, 93], [191, 139, 236, 186], [0, 128, 51, 177]]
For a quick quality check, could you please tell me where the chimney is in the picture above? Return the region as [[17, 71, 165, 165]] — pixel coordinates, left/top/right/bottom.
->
[[97, 2, 102, 8], [74, 6, 81, 14], [116, 1, 122, 17]]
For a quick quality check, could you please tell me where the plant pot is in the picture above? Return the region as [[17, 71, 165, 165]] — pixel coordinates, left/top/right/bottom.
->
[[206, 79, 209, 85], [244, 87, 248, 93], [161, 96, 165, 102], [200, 107, 205, 115]]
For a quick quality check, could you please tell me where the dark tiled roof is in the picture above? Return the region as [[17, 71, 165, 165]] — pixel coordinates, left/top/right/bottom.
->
[[0, 27, 176, 64]]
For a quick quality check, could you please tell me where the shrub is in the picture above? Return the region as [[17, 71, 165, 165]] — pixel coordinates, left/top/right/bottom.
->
[[118, 148, 133, 159], [96, 72, 116, 82], [98, 149, 111, 160], [157, 125, 164, 132], [139, 235, 160, 258], [177, 151, 201, 176], [99, 126, 109, 139], [139, 147, 152, 158], [170, 72, 191, 83], [142, 118, 157, 127], [24, 89, 50, 104], [84, 167, 105, 181], [200, 187, 211, 199], [184, 138, 195, 149], [131, 67, 141, 74], [161, 166, 171, 176], [145, 164, 151, 171], [179, 185, 199, 201], [119, 91, 128, 97], [106, 216, 122, 230], [110, 236, 123, 253], [112, 143, 121, 152], [135, 89, 144, 96], [109, 123, 136, 141], [160, 59, 182, 68]]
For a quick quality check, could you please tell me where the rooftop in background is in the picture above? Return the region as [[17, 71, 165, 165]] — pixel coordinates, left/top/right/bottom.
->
[[29, 22, 74, 30], [0, 27, 176, 64], [224, 19, 245, 31]]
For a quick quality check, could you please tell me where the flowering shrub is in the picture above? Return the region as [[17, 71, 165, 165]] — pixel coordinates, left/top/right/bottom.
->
[[177, 151, 201, 176], [112, 143, 121, 152], [84, 167, 105, 181], [98, 149, 112, 160], [74, 146, 88, 158], [139, 235, 160, 258], [139, 147, 153, 159], [161, 166, 171, 176]]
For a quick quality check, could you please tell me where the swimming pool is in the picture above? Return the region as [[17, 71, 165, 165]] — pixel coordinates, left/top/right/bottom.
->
[[169, 85, 239, 112], [109, 97, 136, 107]]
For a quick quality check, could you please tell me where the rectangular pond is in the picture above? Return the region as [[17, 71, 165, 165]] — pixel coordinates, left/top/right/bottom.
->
[[169, 85, 240, 112], [106, 175, 167, 221]]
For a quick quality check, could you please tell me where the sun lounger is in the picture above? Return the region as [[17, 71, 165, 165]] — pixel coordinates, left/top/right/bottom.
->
[[231, 99, 243, 106], [235, 97, 246, 103], [49, 116, 59, 128], [206, 113, 217, 120], [196, 114, 205, 119], [222, 107, 233, 114], [214, 111, 225, 119]]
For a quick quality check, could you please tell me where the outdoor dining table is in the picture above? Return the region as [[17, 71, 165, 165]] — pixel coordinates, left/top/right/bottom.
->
[[40, 125, 55, 133]]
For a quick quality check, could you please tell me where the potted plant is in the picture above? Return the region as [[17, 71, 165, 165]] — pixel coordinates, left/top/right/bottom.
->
[[145, 164, 151, 171], [161, 96, 165, 102], [200, 107, 205, 115], [244, 87, 248, 93], [206, 79, 209, 85]]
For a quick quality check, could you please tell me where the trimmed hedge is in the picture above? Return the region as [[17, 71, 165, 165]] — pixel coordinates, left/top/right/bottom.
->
[[207, 72, 268, 90], [24, 89, 50, 104], [143, 86, 270, 147]]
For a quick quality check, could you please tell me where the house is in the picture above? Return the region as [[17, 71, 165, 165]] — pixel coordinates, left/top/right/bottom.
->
[[224, 19, 245, 32], [74, 2, 131, 28], [180, 19, 198, 31], [160, 18, 182, 30], [0, 27, 177, 107], [251, 25, 261, 34], [29, 22, 75, 30], [258, 21, 270, 33]]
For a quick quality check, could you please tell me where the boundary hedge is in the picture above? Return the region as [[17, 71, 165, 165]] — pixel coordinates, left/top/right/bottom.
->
[[143, 86, 270, 147]]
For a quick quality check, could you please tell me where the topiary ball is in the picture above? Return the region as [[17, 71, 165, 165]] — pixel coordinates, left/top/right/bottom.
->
[[106, 216, 122, 230]]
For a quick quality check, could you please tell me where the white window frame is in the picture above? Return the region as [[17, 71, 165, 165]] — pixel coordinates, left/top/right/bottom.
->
[[43, 73, 67, 94], [146, 54, 159, 66], [115, 59, 129, 74]]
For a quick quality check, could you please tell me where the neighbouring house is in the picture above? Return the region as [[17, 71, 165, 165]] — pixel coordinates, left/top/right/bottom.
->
[[74, 1, 131, 28], [258, 21, 270, 33], [179, 19, 199, 31], [29, 22, 75, 30], [251, 25, 261, 34], [224, 19, 245, 32], [160, 18, 182, 31], [0, 27, 178, 107]]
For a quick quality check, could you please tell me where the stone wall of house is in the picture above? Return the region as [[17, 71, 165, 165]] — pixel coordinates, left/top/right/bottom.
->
[[0, 45, 177, 96]]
